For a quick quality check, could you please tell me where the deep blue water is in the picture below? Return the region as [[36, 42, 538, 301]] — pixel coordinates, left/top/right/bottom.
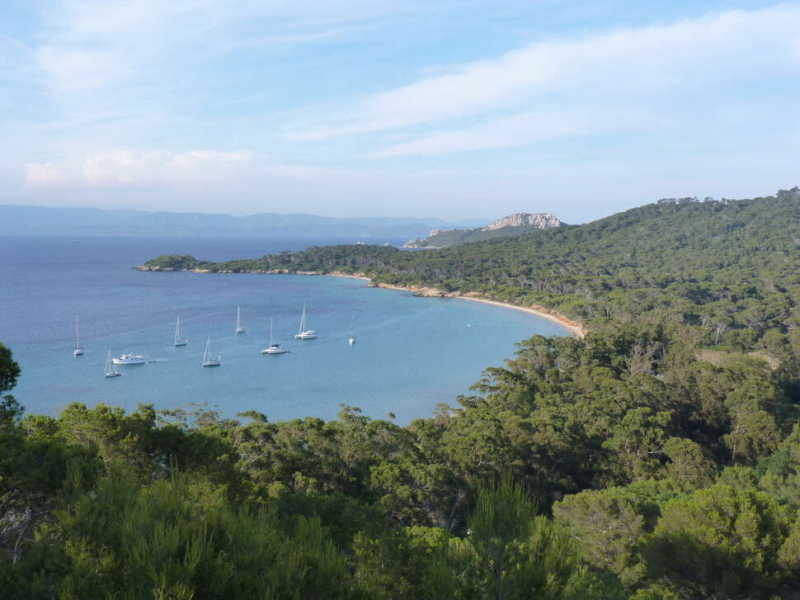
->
[[0, 236, 567, 424]]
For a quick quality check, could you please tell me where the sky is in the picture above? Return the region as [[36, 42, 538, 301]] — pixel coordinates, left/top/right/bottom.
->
[[1, 0, 799, 222]]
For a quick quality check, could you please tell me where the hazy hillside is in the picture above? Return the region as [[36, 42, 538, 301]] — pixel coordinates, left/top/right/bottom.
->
[[0, 204, 485, 239]]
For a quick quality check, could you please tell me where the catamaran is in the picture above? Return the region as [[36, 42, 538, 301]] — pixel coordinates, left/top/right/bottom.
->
[[104, 350, 121, 378], [262, 318, 289, 355], [112, 353, 146, 365], [202, 337, 222, 367], [348, 316, 356, 346], [73, 317, 84, 356], [236, 306, 246, 334], [294, 304, 317, 340], [174, 315, 188, 346]]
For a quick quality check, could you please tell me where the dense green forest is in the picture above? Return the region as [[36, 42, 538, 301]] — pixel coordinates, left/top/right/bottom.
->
[[3, 189, 800, 598]]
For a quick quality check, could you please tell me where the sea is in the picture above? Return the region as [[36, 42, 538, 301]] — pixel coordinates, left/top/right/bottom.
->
[[0, 236, 568, 424]]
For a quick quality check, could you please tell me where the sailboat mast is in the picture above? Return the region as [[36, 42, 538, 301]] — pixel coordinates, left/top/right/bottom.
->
[[175, 315, 180, 344], [75, 317, 79, 350], [269, 318, 274, 346]]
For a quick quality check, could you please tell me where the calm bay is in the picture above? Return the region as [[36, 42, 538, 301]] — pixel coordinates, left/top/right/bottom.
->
[[0, 236, 567, 423]]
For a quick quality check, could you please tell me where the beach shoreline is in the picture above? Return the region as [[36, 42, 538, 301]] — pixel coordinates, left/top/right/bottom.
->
[[454, 296, 585, 339], [332, 274, 586, 339]]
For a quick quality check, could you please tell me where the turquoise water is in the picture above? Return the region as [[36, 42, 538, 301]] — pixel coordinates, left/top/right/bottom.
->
[[0, 236, 567, 424]]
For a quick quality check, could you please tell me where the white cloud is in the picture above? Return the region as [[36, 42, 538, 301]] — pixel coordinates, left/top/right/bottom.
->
[[291, 4, 800, 155], [23, 162, 79, 188], [25, 149, 255, 188]]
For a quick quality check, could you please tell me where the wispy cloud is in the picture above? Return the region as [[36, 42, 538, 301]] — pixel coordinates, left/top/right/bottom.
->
[[363, 108, 669, 158], [291, 4, 800, 155], [24, 0, 423, 129]]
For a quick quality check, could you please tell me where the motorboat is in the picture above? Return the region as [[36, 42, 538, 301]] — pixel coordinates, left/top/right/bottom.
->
[[111, 353, 146, 365]]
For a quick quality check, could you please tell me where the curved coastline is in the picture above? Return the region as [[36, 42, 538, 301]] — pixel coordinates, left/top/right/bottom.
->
[[366, 282, 585, 339], [137, 264, 586, 338]]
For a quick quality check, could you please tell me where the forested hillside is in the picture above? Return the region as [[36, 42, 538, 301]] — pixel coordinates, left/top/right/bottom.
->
[[144, 188, 800, 352], [3, 189, 800, 599]]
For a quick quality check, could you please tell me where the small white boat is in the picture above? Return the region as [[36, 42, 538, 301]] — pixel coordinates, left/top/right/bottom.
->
[[294, 303, 317, 340], [202, 337, 222, 367], [104, 350, 121, 378], [262, 318, 289, 355], [112, 353, 146, 365], [348, 316, 356, 346], [236, 306, 246, 334], [174, 315, 188, 347], [73, 317, 84, 356]]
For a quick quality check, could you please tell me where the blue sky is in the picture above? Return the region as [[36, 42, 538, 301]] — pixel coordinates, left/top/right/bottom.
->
[[1, 0, 799, 222]]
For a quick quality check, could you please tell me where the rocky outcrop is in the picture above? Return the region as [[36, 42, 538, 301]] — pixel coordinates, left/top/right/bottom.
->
[[404, 212, 562, 248], [482, 213, 561, 231], [428, 228, 453, 236]]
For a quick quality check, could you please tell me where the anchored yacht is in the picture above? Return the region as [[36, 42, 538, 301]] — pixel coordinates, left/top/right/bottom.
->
[[73, 317, 84, 356], [202, 337, 222, 367], [174, 315, 188, 346], [111, 353, 146, 365], [294, 304, 317, 340], [104, 350, 121, 378], [262, 318, 289, 354]]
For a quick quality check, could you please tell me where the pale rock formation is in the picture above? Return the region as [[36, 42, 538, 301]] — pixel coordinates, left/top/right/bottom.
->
[[481, 213, 561, 231], [428, 228, 453, 236]]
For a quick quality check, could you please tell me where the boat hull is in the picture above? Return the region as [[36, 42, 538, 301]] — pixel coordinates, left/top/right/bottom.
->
[[111, 357, 146, 365], [263, 347, 289, 354]]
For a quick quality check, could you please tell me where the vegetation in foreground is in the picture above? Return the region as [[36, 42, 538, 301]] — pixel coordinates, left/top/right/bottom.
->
[[3, 189, 800, 598]]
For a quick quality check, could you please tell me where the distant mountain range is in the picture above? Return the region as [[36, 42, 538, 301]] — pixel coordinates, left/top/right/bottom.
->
[[404, 212, 563, 248], [0, 205, 487, 239]]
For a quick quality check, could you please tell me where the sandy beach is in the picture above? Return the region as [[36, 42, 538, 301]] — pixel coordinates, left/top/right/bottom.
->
[[454, 296, 585, 339], [327, 273, 586, 339]]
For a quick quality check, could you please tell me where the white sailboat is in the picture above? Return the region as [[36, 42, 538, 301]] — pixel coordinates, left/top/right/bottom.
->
[[104, 350, 121, 378], [202, 337, 222, 367], [348, 316, 356, 346], [294, 303, 317, 340], [262, 318, 289, 355], [174, 315, 188, 346], [236, 306, 246, 334], [73, 317, 84, 356]]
